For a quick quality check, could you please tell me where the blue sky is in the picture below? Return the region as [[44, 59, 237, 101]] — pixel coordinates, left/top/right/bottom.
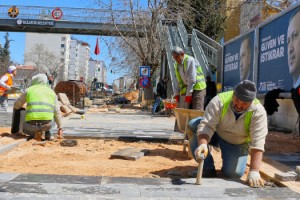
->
[[0, 0, 122, 84]]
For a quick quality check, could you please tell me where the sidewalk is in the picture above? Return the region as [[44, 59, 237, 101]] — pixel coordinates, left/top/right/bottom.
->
[[0, 111, 299, 199], [0, 172, 298, 199]]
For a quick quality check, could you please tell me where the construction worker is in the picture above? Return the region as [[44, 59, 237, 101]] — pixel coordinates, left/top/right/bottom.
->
[[172, 46, 206, 110], [189, 80, 268, 188], [14, 74, 63, 140], [0, 65, 17, 112]]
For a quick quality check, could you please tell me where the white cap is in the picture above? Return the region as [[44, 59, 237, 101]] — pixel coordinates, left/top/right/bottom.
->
[[31, 74, 48, 85], [8, 65, 16, 73]]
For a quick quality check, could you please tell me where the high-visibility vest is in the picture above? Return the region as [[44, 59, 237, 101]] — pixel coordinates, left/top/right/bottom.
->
[[25, 85, 56, 121], [0, 73, 13, 96], [174, 55, 206, 95], [218, 91, 260, 142]]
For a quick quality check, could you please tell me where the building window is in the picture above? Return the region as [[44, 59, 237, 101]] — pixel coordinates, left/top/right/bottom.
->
[[61, 37, 65, 41], [61, 44, 65, 48]]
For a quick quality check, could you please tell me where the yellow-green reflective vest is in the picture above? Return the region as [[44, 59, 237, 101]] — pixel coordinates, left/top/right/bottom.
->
[[174, 55, 206, 95], [25, 85, 56, 121], [218, 91, 260, 142]]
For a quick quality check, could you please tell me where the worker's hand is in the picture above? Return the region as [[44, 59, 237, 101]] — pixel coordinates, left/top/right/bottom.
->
[[247, 170, 264, 188], [185, 96, 192, 104], [57, 129, 64, 139], [174, 95, 179, 102], [194, 144, 208, 161]]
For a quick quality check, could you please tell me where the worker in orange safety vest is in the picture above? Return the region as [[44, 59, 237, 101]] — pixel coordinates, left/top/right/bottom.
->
[[0, 65, 17, 111]]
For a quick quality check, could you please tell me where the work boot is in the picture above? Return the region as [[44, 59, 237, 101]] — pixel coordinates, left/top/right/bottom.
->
[[45, 131, 52, 141], [34, 131, 43, 141]]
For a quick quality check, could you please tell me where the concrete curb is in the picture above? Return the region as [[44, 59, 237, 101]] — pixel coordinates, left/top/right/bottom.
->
[[0, 139, 27, 154]]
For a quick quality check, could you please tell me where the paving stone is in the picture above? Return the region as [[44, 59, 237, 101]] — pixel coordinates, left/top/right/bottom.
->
[[12, 174, 102, 184], [111, 147, 150, 160], [274, 171, 298, 181]]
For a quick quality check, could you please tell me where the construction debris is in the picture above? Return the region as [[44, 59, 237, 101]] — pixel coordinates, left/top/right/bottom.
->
[[60, 139, 78, 147]]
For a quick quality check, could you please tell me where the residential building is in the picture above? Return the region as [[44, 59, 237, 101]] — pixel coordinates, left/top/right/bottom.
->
[[68, 40, 80, 80], [88, 58, 107, 85], [77, 42, 90, 82], [113, 75, 135, 93], [113, 79, 120, 93], [24, 33, 71, 83], [67, 39, 91, 82]]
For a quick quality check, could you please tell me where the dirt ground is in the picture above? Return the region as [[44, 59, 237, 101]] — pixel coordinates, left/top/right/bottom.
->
[[0, 127, 299, 179]]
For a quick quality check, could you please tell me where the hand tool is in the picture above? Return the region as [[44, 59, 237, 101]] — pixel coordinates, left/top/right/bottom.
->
[[196, 153, 205, 185]]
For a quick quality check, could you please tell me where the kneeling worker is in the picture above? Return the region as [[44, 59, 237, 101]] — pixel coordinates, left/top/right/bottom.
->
[[189, 80, 267, 188], [14, 74, 63, 140]]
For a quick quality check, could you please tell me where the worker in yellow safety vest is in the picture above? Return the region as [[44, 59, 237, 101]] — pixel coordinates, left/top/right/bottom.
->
[[0, 66, 17, 112], [14, 74, 63, 140], [189, 80, 268, 188], [172, 46, 206, 111]]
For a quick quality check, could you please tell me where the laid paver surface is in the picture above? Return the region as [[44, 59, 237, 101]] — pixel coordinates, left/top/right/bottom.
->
[[1, 111, 300, 198], [62, 112, 183, 141], [0, 173, 299, 199]]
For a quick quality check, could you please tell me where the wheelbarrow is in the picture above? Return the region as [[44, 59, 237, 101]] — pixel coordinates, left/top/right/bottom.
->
[[174, 108, 204, 158]]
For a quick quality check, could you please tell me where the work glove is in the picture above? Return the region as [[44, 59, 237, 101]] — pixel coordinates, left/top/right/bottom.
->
[[185, 96, 192, 104], [174, 95, 179, 102], [194, 144, 208, 162], [247, 170, 264, 188]]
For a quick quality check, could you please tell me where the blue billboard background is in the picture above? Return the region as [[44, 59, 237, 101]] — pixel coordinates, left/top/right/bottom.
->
[[257, 10, 295, 93], [223, 31, 255, 91]]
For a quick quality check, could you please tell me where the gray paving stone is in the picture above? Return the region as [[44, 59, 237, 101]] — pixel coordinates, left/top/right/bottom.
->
[[274, 171, 298, 181], [0, 173, 20, 182], [12, 174, 102, 184], [111, 147, 150, 160]]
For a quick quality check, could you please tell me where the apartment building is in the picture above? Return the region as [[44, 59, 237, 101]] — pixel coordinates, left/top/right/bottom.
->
[[24, 33, 71, 83], [88, 58, 107, 84]]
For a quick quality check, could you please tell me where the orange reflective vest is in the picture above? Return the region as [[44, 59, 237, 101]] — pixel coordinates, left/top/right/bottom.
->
[[0, 73, 13, 97]]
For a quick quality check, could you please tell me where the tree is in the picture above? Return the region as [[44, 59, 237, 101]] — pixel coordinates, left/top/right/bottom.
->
[[25, 43, 61, 88], [16, 67, 38, 89], [166, 0, 227, 40], [0, 33, 12, 75], [93, 0, 194, 99]]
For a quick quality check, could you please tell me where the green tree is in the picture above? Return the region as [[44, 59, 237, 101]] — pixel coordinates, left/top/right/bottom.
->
[[168, 0, 227, 40], [0, 33, 11, 75]]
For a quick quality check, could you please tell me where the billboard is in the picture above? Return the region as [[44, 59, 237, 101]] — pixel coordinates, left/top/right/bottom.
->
[[257, 8, 300, 93], [257, 7, 299, 93], [223, 31, 255, 91]]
